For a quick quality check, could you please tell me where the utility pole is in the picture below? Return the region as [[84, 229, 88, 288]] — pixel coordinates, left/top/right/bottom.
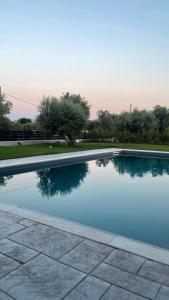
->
[[130, 104, 132, 114], [0, 86, 1, 98]]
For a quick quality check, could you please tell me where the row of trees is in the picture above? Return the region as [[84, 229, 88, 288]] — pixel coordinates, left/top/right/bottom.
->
[[88, 107, 169, 144], [36, 93, 169, 144], [1, 91, 169, 144]]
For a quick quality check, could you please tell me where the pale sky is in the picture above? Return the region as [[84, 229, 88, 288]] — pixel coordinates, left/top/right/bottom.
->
[[0, 0, 169, 119]]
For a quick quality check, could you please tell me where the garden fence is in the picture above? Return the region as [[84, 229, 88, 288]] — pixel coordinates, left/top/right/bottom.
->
[[0, 131, 61, 141]]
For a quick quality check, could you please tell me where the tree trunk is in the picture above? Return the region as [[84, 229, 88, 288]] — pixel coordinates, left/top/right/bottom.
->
[[65, 134, 75, 145]]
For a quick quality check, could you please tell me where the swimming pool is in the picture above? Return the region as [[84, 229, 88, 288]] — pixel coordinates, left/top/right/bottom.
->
[[1, 155, 169, 249]]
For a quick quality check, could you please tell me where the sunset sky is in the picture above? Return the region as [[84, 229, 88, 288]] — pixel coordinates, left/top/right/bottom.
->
[[1, 0, 169, 119]]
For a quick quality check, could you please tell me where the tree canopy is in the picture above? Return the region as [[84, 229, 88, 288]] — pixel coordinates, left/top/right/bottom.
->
[[16, 118, 32, 124], [0, 94, 12, 130], [1, 90, 169, 146], [60, 92, 90, 118], [87, 106, 169, 144], [0, 94, 12, 118], [38, 93, 89, 144]]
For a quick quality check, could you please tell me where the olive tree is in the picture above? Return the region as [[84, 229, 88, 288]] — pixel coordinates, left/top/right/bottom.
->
[[0, 94, 12, 118], [60, 92, 90, 118], [0, 94, 12, 130], [38, 94, 89, 145]]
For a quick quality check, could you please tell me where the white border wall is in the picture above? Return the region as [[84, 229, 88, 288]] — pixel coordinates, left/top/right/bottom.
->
[[0, 139, 66, 146]]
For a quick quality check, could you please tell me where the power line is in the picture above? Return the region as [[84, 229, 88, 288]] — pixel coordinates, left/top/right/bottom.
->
[[6, 93, 38, 108]]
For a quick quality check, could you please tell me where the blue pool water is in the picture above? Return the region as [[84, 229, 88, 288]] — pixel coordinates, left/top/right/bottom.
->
[[1, 155, 169, 249]]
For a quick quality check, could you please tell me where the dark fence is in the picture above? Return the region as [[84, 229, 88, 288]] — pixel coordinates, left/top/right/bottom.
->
[[0, 131, 62, 141]]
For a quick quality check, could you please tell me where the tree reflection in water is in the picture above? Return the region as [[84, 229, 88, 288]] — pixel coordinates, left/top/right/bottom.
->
[[96, 156, 169, 178], [37, 162, 89, 198], [95, 158, 110, 168], [0, 176, 13, 189]]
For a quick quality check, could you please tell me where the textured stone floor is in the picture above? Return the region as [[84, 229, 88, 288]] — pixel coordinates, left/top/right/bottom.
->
[[0, 210, 168, 299]]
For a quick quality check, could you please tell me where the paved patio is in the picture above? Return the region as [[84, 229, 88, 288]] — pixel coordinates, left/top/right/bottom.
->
[[0, 210, 168, 299]]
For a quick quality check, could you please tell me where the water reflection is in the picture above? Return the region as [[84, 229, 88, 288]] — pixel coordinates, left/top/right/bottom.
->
[[96, 158, 110, 167], [0, 176, 13, 189], [96, 156, 169, 178], [37, 162, 89, 197]]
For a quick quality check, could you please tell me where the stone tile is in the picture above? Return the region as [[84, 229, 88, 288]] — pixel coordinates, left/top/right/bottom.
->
[[92, 263, 160, 299], [9, 223, 83, 259], [0, 239, 38, 263], [0, 253, 20, 279], [60, 239, 112, 273], [105, 249, 144, 274], [64, 276, 110, 300], [0, 211, 22, 229], [139, 260, 169, 285], [0, 290, 13, 300], [0, 223, 25, 240], [156, 285, 169, 300], [0, 203, 116, 245], [56, 222, 116, 245], [19, 219, 35, 227], [101, 285, 147, 300], [0, 254, 85, 300]]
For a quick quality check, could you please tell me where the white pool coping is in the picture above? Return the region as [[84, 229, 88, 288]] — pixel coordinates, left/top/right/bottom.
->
[[1, 148, 169, 265], [0, 148, 121, 174], [1, 147, 169, 174]]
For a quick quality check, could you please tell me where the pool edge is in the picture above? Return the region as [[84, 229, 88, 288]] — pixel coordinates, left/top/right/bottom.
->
[[1, 148, 169, 175], [0, 202, 169, 266], [1, 148, 169, 265]]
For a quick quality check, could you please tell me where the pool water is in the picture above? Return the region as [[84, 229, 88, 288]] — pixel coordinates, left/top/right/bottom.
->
[[1, 155, 169, 249]]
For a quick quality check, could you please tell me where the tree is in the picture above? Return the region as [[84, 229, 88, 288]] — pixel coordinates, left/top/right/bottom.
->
[[113, 112, 132, 142], [0, 94, 12, 118], [14, 118, 36, 131], [0, 94, 12, 130], [38, 94, 89, 145], [86, 111, 116, 140], [61, 92, 90, 118], [97, 110, 115, 132], [0, 118, 12, 131], [16, 118, 32, 124], [153, 105, 169, 142]]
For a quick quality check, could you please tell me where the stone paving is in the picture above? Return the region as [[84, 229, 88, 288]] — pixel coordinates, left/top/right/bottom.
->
[[0, 210, 168, 299]]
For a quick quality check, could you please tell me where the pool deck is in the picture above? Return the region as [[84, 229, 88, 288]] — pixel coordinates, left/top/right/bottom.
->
[[0, 203, 168, 299], [0, 149, 169, 299]]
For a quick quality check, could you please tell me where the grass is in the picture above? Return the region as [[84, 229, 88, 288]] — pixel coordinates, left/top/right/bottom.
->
[[0, 142, 169, 160]]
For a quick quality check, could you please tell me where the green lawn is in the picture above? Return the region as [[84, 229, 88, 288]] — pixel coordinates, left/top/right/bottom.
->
[[0, 142, 169, 160]]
